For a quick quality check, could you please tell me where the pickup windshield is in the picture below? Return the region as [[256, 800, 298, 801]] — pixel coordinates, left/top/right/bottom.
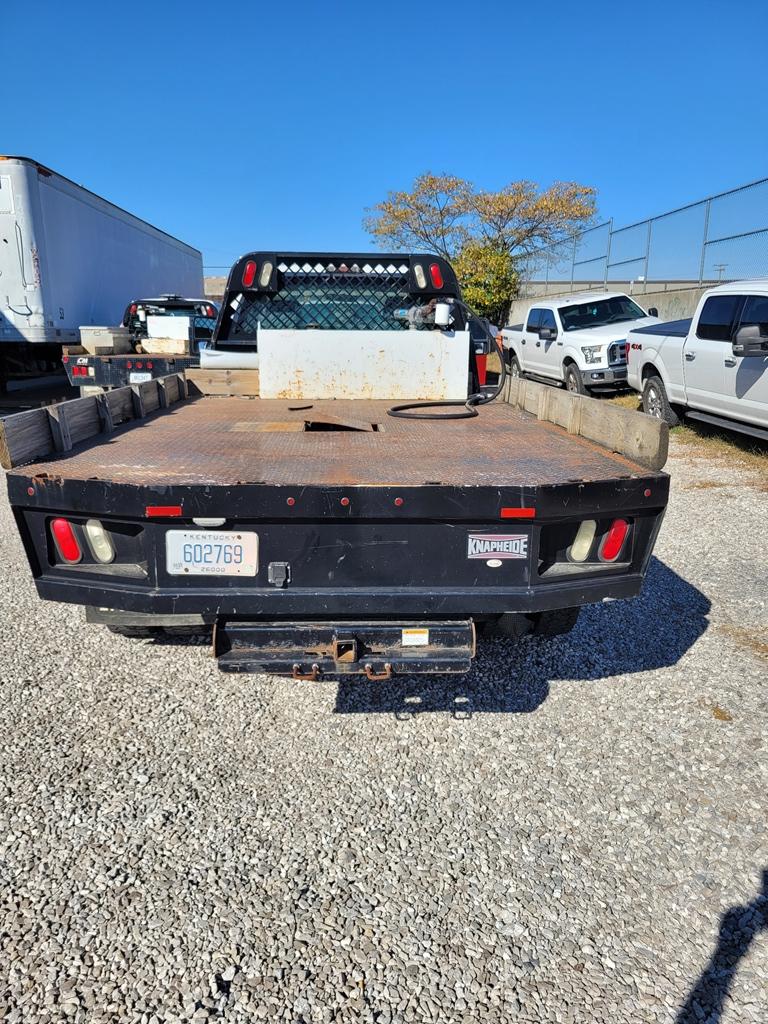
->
[[559, 296, 647, 332]]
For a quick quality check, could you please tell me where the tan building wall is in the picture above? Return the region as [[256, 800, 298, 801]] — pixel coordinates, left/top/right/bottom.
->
[[508, 280, 718, 324]]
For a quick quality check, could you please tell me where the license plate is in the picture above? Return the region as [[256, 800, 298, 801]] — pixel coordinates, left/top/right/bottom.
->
[[129, 371, 152, 383], [165, 530, 258, 576]]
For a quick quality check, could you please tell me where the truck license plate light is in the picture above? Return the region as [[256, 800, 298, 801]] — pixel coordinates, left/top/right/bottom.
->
[[51, 518, 82, 563], [567, 519, 597, 562], [599, 518, 630, 562], [84, 519, 115, 564]]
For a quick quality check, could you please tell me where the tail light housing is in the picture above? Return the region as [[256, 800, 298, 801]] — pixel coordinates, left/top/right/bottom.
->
[[599, 518, 630, 562], [429, 263, 444, 289], [51, 519, 82, 563]]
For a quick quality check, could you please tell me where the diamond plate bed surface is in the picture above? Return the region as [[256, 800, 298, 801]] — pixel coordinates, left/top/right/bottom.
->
[[17, 397, 646, 487]]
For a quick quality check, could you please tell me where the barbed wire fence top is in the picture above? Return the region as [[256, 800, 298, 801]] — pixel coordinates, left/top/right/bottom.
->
[[522, 176, 768, 298]]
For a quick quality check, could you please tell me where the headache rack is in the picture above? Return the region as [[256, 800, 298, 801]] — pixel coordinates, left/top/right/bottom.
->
[[217, 252, 462, 343]]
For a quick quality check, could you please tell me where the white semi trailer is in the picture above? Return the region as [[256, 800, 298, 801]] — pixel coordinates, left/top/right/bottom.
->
[[0, 155, 203, 385]]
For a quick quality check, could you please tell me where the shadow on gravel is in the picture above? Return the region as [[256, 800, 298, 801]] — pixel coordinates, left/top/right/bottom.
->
[[334, 557, 710, 715], [675, 870, 767, 1023]]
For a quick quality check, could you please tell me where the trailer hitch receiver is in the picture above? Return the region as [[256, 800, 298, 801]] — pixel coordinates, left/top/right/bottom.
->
[[214, 620, 474, 676]]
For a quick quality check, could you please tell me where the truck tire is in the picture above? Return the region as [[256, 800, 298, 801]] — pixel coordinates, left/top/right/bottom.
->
[[642, 375, 680, 427], [531, 606, 581, 637], [507, 353, 523, 379], [564, 363, 586, 395]]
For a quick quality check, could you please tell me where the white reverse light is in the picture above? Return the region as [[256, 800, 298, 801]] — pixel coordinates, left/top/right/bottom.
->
[[85, 519, 115, 564], [568, 519, 597, 562]]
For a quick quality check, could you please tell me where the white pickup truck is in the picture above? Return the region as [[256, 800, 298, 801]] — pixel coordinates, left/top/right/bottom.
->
[[501, 292, 660, 395], [627, 280, 768, 441]]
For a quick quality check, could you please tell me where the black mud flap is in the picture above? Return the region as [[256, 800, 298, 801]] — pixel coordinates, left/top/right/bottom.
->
[[213, 620, 476, 677]]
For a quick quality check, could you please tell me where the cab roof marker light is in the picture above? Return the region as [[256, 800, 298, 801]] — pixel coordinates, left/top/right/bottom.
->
[[429, 263, 444, 289], [259, 262, 273, 288], [51, 518, 82, 563], [85, 519, 115, 564], [413, 264, 427, 289], [599, 518, 630, 562], [568, 519, 597, 562], [241, 260, 257, 288]]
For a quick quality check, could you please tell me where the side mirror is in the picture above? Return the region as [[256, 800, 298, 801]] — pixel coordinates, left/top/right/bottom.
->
[[732, 323, 768, 357], [434, 302, 452, 327], [647, 307, 659, 318], [539, 326, 556, 341]]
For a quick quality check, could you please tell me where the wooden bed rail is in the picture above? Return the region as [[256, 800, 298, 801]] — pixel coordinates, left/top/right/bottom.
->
[[504, 376, 669, 471], [0, 373, 188, 471]]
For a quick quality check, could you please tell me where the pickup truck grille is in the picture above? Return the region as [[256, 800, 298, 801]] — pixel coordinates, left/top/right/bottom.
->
[[609, 342, 627, 365]]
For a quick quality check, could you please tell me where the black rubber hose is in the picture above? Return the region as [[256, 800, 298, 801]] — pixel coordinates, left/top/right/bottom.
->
[[387, 304, 507, 420]]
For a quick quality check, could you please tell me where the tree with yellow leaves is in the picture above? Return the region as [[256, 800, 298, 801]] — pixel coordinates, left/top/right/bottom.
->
[[364, 173, 596, 321]]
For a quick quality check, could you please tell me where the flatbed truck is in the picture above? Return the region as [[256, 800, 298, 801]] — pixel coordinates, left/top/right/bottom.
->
[[1, 252, 670, 677]]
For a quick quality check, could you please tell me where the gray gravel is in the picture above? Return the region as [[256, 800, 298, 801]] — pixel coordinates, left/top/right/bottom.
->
[[1, 438, 766, 1023]]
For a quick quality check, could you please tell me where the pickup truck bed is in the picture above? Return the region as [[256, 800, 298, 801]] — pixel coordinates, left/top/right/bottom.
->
[[630, 318, 692, 338]]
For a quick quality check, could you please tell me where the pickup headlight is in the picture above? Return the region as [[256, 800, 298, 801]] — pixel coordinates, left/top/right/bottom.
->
[[581, 345, 603, 364]]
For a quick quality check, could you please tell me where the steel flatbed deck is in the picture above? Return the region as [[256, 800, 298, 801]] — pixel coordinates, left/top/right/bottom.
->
[[13, 394, 654, 490]]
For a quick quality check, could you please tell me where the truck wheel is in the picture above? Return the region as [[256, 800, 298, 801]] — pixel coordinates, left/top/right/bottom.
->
[[507, 353, 523, 379], [531, 607, 581, 637], [642, 375, 679, 426], [564, 363, 586, 395]]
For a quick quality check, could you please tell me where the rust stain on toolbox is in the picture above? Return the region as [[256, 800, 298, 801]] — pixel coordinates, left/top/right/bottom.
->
[[15, 396, 647, 489]]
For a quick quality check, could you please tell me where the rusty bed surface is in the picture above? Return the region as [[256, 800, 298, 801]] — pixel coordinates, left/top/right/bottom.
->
[[15, 397, 653, 487]]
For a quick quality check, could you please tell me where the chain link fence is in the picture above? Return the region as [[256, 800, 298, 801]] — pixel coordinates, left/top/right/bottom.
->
[[523, 177, 768, 298]]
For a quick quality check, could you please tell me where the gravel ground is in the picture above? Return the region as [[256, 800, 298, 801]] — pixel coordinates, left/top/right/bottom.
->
[[1, 438, 766, 1023]]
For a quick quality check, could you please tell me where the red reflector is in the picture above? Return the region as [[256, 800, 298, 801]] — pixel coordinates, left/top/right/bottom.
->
[[242, 260, 257, 287], [600, 518, 629, 561], [126, 360, 133, 369], [135, 361, 143, 369], [130, 303, 138, 314], [429, 262, 444, 289], [62, 355, 69, 363], [51, 518, 82, 563], [146, 361, 153, 369], [500, 507, 536, 519], [146, 505, 183, 518]]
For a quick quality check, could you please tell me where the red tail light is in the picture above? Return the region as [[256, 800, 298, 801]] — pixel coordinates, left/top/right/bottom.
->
[[599, 518, 629, 561], [146, 361, 153, 369], [62, 355, 69, 364], [429, 263, 444, 289], [51, 518, 82, 563], [135, 361, 143, 369], [242, 260, 257, 287], [129, 304, 138, 315]]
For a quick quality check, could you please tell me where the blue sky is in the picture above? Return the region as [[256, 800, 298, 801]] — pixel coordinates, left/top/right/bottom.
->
[[3, 0, 767, 272]]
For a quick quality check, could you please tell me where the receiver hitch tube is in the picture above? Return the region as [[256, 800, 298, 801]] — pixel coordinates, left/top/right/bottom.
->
[[213, 620, 475, 676]]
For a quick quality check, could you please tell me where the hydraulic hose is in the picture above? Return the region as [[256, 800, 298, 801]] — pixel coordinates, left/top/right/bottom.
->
[[387, 302, 507, 420]]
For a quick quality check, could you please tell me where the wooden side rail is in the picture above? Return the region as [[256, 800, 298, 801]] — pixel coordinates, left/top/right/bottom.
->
[[0, 373, 188, 471], [504, 377, 669, 472]]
